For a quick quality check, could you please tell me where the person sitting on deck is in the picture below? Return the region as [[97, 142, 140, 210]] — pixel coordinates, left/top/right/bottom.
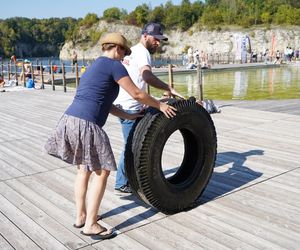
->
[[0, 73, 17, 88], [20, 60, 32, 81], [0, 74, 4, 88]]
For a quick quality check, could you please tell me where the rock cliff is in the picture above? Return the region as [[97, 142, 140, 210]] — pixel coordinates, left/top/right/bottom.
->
[[59, 21, 300, 60]]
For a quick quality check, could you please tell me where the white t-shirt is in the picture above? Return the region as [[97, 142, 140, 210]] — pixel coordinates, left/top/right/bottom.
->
[[114, 43, 151, 111]]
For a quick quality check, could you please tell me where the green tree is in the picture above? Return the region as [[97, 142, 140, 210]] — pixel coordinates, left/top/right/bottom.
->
[[79, 13, 99, 28], [134, 4, 150, 26], [103, 7, 125, 22], [178, 0, 194, 30], [163, 1, 181, 29], [148, 5, 165, 23], [200, 5, 223, 26], [274, 4, 300, 25]]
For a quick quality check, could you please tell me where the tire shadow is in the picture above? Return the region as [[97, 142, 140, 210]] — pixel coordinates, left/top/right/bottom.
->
[[104, 149, 264, 229], [195, 149, 264, 206]]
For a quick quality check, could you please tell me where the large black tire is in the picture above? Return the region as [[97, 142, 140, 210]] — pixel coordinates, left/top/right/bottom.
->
[[125, 98, 217, 214]]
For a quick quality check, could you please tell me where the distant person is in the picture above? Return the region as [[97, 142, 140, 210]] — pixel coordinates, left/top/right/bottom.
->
[[44, 32, 177, 239], [274, 50, 281, 64], [187, 46, 193, 63], [80, 65, 86, 74], [263, 49, 269, 64], [10, 54, 17, 64], [52, 64, 58, 73], [113, 22, 184, 194], [20, 59, 32, 81], [72, 50, 78, 73], [193, 49, 200, 65]]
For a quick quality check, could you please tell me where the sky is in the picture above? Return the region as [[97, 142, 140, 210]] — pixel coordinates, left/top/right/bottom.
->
[[1, 0, 193, 19]]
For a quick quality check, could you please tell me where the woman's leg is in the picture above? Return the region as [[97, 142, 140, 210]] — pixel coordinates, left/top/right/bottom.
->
[[74, 165, 91, 226], [83, 169, 111, 234]]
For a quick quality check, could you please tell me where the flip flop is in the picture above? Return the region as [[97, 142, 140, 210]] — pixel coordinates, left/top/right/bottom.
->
[[80, 227, 115, 240], [73, 215, 102, 228]]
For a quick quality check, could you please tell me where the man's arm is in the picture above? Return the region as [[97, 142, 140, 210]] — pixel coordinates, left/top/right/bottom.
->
[[140, 65, 170, 91], [140, 65, 185, 99]]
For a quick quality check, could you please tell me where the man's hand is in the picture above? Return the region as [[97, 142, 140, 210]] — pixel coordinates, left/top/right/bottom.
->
[[170, 88, 185, 99], [159, 102, 177, 118]]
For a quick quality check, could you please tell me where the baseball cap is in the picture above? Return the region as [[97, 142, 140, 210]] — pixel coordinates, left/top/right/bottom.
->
[[142, 23, 168, 41]]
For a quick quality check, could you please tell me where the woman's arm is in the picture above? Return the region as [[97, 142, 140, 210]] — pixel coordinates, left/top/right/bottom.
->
[[117, 76, 177, 118], [110, 105, 143, 120]]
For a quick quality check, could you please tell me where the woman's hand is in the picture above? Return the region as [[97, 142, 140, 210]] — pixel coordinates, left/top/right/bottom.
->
[[159, 102, 177, 118]]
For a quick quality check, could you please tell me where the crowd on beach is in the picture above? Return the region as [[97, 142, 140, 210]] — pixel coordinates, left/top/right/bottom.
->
[[182, 45, 300, 70]]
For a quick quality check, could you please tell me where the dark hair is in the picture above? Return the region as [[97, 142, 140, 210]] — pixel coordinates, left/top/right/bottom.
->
[[102, 43, 117, 52]]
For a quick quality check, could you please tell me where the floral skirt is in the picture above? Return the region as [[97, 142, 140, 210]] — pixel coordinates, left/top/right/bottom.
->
[[44, 114, 116, 172]]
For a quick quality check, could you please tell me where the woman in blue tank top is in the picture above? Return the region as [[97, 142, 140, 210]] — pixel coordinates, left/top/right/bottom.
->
[[45, 33, 177, 239]]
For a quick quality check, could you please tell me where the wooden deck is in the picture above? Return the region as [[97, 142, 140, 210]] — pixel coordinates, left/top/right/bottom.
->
[[0, 87, 299, 249]]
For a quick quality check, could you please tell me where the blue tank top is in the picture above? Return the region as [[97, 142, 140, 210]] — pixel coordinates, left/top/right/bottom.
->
[[65, 56, 129, 127]]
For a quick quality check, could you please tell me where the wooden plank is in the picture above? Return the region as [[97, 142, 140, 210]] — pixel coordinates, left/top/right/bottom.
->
[[92, 233, 149, 250], [169, 213, 257, 249], [0, 191, 69, 250], [188, 205, 285, 249], [0, 143, 48, 175], [0, 159, 25, 181], [0, 210, 39, 250], [195, 195, 300, 249], [125, 221, 204, 250], [0, 182, 90, 249]]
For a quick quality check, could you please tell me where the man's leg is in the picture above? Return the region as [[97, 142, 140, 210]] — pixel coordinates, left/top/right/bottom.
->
[[115, 115, 136, 191]]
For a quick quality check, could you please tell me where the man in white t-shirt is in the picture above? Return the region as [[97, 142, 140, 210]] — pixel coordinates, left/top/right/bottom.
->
[[114, 22, 183, 195]]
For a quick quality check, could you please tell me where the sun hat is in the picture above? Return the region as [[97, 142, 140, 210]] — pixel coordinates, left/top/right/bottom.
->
[[141, 22, 168, 41], [100, 33, 131, 56]]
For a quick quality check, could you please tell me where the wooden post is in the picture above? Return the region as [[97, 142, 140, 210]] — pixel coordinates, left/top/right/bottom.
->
[[30, 64, 35, 81], [62, 63, 66, 92], [50, 63, 55, 91], [1, 61, 3, 76], [8, 63, 11, 81], [168, 64, 174, 89], [75, 62, 79, 88], [22, 62, 26, 87], [40, 62, 44, 89], [196, 65, 203, 102], [14, 62, 18, 86]]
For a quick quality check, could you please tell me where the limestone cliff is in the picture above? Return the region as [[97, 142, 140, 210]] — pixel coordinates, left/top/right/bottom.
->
[[59, 21, 300, 60]]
